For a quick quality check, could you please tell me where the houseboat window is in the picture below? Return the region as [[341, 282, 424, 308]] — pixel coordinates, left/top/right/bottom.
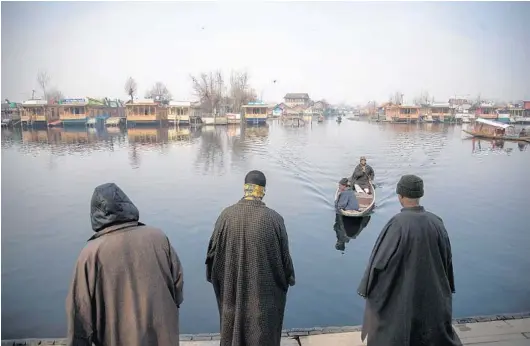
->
[[400, 108, 415, 115]]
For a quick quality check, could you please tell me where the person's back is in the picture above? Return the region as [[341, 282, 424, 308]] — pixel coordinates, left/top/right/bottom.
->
[[206, 170, 295, 346], [66, 183, 183, 346], [358, 175, 460, 346]]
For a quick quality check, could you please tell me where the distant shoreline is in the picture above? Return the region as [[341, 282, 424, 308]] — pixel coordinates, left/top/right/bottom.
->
[[2, 311, 529, 344]]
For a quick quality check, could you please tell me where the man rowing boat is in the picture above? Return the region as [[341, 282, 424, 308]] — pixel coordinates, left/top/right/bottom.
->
[[350, 156, 375, 194]]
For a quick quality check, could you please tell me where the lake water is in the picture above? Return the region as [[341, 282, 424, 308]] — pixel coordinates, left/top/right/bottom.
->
[[2, 120, 530, 339]]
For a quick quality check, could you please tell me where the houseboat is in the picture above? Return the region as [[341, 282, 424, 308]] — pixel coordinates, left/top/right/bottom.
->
[[509, 105, 529, 124], [384, 104, 420, 123], [430, 103, 455, 123], [21, 100, 60, 127], [125, 99, 166, 127], [475, 104, 497, 120], [167, 101, 191, 125], [242, 102, 268, 125], [57, 98, 91, 127]]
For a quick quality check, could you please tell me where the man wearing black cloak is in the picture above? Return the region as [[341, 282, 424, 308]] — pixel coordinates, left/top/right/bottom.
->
[[358, 174, 462, 346], [206, 170, 296, 346]]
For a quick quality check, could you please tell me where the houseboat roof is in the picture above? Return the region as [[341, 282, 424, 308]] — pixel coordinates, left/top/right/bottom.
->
[[126, 99, 156, 105], [23, 99, 48, 106], [476, 118, 512, 129], [169, 101, 191, 107], [431, 102, 451, 108], [242, 102, 269, 108], [284, 93, 310, 99], [60, 98, 88, 105]]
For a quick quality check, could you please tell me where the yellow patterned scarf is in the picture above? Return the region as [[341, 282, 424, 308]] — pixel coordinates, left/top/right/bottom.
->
[[244, 183, 265, 200]]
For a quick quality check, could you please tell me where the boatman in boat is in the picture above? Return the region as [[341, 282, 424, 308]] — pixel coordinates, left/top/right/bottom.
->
[[357, 174, 461, 346], [520, 127, 527, 138], [206, 170, 296, 346], [351, 156, 375, 194], [335, 178, 360, 213]]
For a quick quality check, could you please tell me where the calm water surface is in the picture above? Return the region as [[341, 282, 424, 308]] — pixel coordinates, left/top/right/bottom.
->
[[2, 120, 530, 339]]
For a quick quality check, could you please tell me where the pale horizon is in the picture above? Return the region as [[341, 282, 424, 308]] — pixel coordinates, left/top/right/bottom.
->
[[2, 1, 529, 105]]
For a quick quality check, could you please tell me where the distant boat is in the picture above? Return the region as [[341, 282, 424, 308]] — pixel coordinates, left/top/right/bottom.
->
[[462, 118, 530, 142]]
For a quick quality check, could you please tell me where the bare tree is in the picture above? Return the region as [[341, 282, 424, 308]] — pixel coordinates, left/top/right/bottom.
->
[[190, 71, 225, 115], [145, 82, 171, 103], [47, 88, 64, 103], [124, 77, 137, 103], [393, 91, 403, 105], [37, 70, 51, 100], [413, 90, 431, 105], [229, 70, 256, 113]]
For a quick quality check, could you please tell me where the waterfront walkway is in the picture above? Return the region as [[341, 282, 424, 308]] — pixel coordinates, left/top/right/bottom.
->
[[2, 313, 529, 346]]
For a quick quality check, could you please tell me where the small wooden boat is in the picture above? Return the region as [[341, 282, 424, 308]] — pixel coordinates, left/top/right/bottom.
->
[[462, 118, 530, 143], [334, 181, 376, 217]]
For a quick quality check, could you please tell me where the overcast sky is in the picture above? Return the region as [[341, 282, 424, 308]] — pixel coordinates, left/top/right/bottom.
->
[[2, 1, 529, 105]]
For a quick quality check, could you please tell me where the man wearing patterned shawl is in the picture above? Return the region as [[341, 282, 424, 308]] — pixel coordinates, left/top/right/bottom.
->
[[206, 170, 296, 346]]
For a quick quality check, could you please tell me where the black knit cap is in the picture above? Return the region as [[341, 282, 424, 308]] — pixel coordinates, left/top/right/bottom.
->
[[396, 174, 424, 198], [245, 170, 266, 187], [339, 178, 349, 185]]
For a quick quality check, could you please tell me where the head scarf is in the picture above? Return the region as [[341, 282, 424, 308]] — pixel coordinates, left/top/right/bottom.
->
[[243, 170, 266, 200], [244, 183, 266, 200]]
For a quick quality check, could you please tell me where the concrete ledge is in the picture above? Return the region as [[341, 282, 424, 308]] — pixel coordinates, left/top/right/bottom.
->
[[2, 312, 529, 346]]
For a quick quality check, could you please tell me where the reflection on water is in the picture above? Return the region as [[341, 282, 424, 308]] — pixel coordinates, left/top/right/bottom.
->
[[333, 214, 372, 252], [2, 120, 530, 339], [470, 138, 515, 155]]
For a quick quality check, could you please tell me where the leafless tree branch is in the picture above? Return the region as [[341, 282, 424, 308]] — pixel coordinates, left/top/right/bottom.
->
[[37, 70, 51, 100], [125, 77, 138, 103]]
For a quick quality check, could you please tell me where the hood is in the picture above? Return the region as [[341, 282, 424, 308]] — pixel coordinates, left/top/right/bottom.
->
[[90, 183, 140, 232]]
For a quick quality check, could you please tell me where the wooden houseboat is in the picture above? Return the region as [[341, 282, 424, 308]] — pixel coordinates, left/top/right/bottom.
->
[[462, 118, 530, 142], [21, 100, 60, 127], [57, 98, 91, 127], [384, 104, 420, 123], [430, 103, 455, 123], [167, 101, 191, 125], [242, 102, 268, 125], [125, 99, 166, 127], [475, 104, 497, 120]]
